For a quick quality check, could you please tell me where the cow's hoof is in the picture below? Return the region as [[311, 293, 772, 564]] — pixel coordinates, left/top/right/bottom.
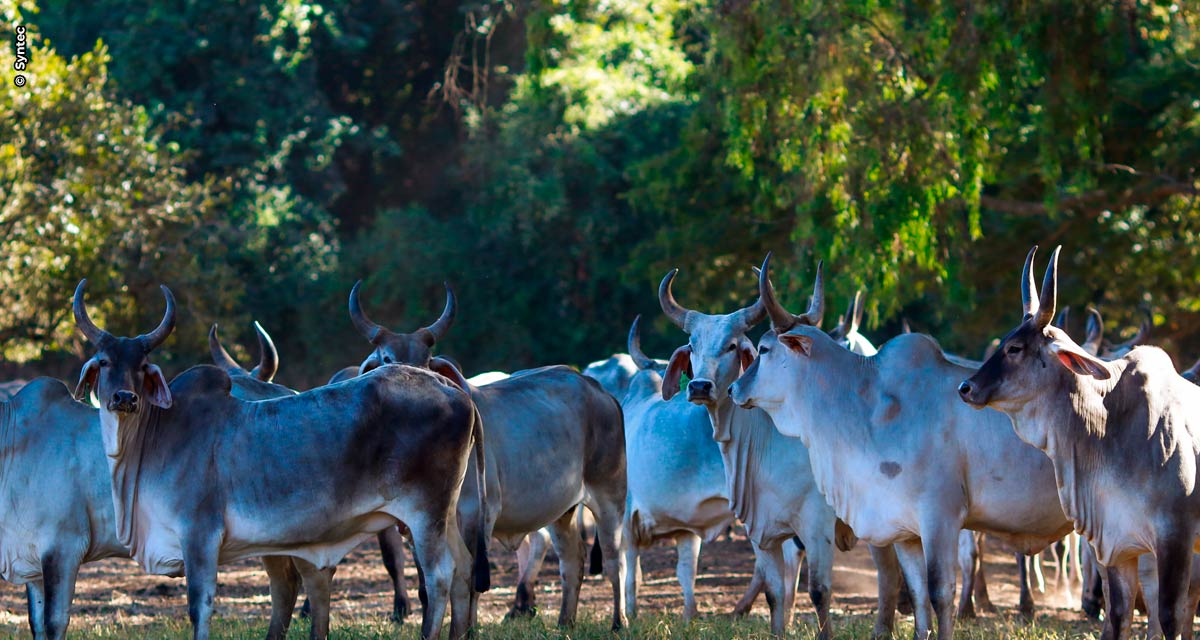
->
[[504, 602, 537, 619], [391, 597, 410, 623]]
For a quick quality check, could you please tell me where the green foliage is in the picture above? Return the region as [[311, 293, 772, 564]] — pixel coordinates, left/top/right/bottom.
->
[[4, 0, 1199, 381]]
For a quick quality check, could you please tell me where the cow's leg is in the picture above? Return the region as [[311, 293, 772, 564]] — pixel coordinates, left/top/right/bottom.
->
[[1183, 556, 1200, 640], [294, 559, 335, 640], [1017, 553, 1036, 619], [675, 532, 703, 622], [623, 514, 641, 621], [1068, 532, 1083, 584], [586, 488, 628, 630], [752, 542, 793, 637], [379, 526, 411, 623], [1138, 553, 1163, 638], [183, 535, 221, 640], [972, 533, 996, 614], [956, 530, 978, 619], [1081, 541, 1105, 620], [869, 544, 902, 640], [732, 560, 765, 617], [921, 527, 958, 640], [26, 579, 45, 639], [895, 539, 933, 640], [1030, 551, 1046, 593], [40, 551, 80, 640], [1103, 556, 1140, 640], [508, 529, 551, 618], [798, 519, 832, 640], [410, 514, 458, 640], [547, 505, 586, 627], [1155, 536, 1194, 640], [263, 556, 300, 640]]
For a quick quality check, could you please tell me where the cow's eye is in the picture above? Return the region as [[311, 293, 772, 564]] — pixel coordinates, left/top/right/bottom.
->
[[727, 343, 737, 353], [759, 346, 771, 354], [1006, 345, 1022, 355], [382, 355, 394, 364], [98, 359, 109, 368]]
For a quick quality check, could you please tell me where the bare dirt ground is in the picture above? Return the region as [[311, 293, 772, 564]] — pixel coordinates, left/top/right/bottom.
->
[[0, 528, 1092, 634]]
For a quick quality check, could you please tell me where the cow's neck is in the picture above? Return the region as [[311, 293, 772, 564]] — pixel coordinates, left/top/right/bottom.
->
[[713, 397, 776, 544], [0, 401, 13, 494], [99, 405, 163, 558]]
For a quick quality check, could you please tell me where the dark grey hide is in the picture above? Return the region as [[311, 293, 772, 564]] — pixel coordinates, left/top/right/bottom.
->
[[73, 281, 484, 640], [348, 281, 628, 630], [0, 378, 128, 640]]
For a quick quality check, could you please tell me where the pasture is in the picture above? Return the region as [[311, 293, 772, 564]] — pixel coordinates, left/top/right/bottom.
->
[[0, 534, 1107, 639]]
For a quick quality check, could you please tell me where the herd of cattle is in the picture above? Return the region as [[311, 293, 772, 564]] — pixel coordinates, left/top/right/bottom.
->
[[2, 245, 1200, 640]]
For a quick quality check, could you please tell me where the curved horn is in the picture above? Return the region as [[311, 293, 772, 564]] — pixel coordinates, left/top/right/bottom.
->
[[1083, 306, 1104, 355], [759, 253, 798, 331], [1021, 246, 1039, 319], [418, 282, 456, 346], [738, 295, 766, 332], [208, 324, 244, 374], [250, 321, 279, 382], [850, 289, 865, 334], [627, 315, 657, 370], [137, 285, 176, 351], [658, 269, 693, 330], [901, 318, 912, 334], [1054, 306, 1070, 330], [1034, 246, 1060, 329], [797, 261, 825, 328], [72, 279, 110, 345], [1183, 355, 1200, 382], [348, 280, 384, 344]]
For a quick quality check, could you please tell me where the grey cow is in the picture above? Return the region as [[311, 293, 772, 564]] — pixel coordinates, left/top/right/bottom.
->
[[959, 246, 1200, 640], [0, 378, 127, 639], [71, 280, 487, 640], [732, 254, 1074, 640], [348, 282, 628, 630]]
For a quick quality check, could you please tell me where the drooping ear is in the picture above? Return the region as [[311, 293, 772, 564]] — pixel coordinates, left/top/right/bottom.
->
[[358, 352, 382, 375], [74, 357, 100, 401], [1048, 340, 1111, 380], [142, 364, 173, 408], [662, 345, 693, 401], [430, 356, 470, 392], [738, 337, 757, 374], [779, 332, 814, 356]]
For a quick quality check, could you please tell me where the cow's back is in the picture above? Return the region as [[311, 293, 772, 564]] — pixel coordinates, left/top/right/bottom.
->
[[124, 365, 476, 570], [471, 365, 624, 534], [872, 335, 1070, 549], [0, 378, 124, 583]]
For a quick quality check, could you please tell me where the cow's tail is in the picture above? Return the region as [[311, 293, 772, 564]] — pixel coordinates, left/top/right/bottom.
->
[[470, 402, 491, 593]]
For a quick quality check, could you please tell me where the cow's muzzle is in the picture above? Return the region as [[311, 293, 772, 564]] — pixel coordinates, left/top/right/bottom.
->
[[686, 379, 716, 405], [957, 380, 987, 409], [108, 390, 140, 414]]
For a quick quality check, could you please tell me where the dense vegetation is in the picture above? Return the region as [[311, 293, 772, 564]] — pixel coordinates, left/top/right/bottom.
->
[[2, 0, 1197, 387]]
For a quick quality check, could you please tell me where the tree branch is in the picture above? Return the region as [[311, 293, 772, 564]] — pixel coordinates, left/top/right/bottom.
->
[[979, 180, 1198, 217]]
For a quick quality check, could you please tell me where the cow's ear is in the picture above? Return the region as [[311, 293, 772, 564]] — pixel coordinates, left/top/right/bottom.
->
[[663, 345, 692, 401], [738, 337, 757, 374], [74, 357, 100, 401], [142, 364, 173, 408], [430, 356, 470, 391], [779, 332, 814, 356], [1048, 340, 1111, 380]]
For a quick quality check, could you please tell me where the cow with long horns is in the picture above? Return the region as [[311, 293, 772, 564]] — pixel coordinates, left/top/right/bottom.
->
[[347, 282, 628, 630], [732, 254, 1074, 640], [73, 280, 487, 640], [960, 247, 1200, 640]]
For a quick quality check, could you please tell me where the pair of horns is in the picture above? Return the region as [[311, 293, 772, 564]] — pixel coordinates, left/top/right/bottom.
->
[[209, 322, 278, 382], [73, 279, 176, 351], [658, 268, 766, 332], [348, 281, 456, 346], [1020, 245, 1062, 329], [759, 253, 825, 331]]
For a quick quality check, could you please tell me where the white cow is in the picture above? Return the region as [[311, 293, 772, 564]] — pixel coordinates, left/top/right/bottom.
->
[[732, 254, 1074, 640]]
